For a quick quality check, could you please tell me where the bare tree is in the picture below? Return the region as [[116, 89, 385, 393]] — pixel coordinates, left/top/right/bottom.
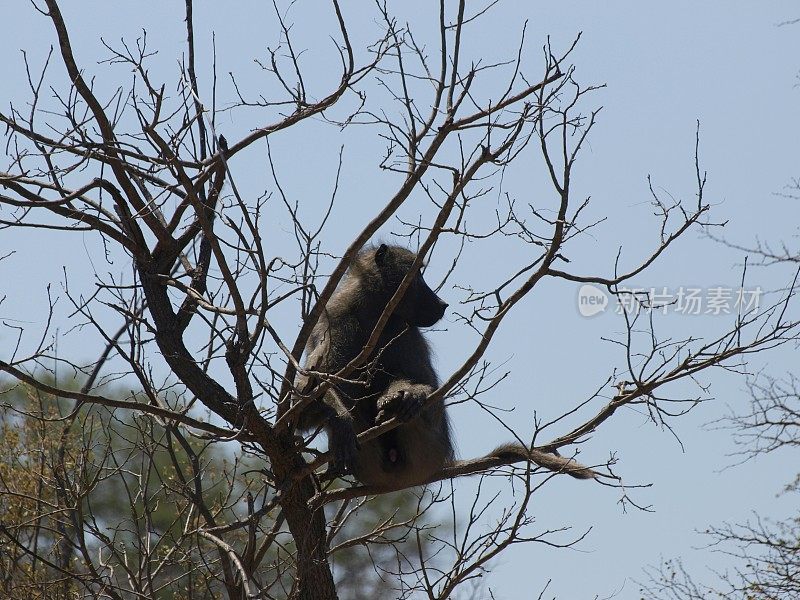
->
[[640, 253, 800, 600], [640, 370, 800, 600], [639, 19, 800, 586], [1, 2, 798, 599]]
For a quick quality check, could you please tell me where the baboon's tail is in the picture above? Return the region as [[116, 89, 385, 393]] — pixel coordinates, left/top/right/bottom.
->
[[491, 443, 597, 479], [442, 443, 597, 480]]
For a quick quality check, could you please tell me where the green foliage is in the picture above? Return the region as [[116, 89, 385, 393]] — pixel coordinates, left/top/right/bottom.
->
[[0, 381, 437, 599]]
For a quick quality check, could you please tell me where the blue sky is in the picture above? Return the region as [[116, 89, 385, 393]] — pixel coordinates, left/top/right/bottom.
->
[[1, 2, 799, 598]]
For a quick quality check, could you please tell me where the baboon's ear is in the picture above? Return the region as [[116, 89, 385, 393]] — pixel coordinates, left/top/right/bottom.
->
[[375, 244, 388, 267]]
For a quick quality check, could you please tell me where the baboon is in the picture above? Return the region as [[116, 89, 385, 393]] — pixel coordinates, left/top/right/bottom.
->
[[295, 244, 596, 489]]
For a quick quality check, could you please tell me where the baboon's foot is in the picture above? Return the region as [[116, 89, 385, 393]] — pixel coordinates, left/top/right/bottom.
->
[[376, 387, 427, 423]]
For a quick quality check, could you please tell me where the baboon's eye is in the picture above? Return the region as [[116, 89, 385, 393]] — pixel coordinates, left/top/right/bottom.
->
[[375, 244, 389, 267]]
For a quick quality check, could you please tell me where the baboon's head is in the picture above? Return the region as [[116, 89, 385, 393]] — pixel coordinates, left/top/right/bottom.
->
[[368, 244, 448, 327]]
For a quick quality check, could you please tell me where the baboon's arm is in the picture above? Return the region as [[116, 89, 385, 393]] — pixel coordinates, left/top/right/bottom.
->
[[294, 342, 361, 474], [294, 342, 351, 424]]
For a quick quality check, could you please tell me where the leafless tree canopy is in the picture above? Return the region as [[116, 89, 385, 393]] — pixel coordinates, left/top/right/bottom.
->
[[640, 377, 800, 600], [640, 245, 800, 600], [0, 1, 798, 599]]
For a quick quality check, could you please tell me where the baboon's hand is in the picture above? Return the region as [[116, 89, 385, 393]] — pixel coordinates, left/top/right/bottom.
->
[[326, 415, 360, 477], [376, 387, 426, 423]]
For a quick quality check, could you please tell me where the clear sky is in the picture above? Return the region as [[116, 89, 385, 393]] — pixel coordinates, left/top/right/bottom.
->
[[1, 2, 799, 599]]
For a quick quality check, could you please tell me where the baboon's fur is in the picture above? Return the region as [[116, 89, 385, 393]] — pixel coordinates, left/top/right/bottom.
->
[[296, 244, 452, 488], [295, 244, 596, 489]]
